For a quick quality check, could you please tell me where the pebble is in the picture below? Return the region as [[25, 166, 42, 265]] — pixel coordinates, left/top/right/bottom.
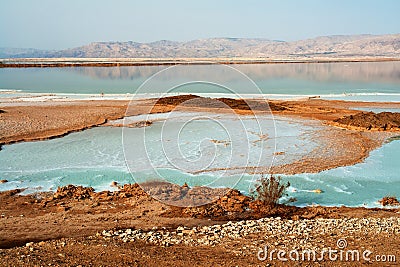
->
[[101, 217, 400, 255]]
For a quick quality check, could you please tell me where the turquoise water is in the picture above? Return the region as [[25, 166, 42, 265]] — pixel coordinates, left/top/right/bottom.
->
[[0, 113, 319, 192], [0, 127, 129, 194], [0, 111, 399, 207], [141, 137, 400, 207], [279, 140, 400, 207], [353, 107, 400, 113], [1, 62, 400, 101]]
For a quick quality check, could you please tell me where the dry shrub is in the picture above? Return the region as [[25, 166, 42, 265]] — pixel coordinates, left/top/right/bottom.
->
[[253, 174, 290, 206]]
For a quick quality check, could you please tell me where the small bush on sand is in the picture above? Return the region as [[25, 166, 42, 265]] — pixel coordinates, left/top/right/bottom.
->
[[252, 174, 290, 206]]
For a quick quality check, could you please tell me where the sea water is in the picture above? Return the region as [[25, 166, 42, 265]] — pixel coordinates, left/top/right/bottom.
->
[[0, 111, 399, 207], [279, 139, 400, 207], [0, 113, 319, 192], [352, 107, 400, 113], [1, 62, 400, 101]]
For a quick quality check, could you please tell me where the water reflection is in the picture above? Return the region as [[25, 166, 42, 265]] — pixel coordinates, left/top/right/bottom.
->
[[0, 61, 399, 94], [69, 62, 400, 85]]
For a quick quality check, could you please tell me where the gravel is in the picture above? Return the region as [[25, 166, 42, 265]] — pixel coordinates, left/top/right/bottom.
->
[[101, 217, 400, 254]]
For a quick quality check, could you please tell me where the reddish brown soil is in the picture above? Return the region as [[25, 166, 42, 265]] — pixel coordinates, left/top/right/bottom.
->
[[152, 94, 286, 114], [333, 112, 400, 131], [1, 96, 400, 265], [1, 184, 399, 248], [0, 100, 128, 146], [0, 185, 399, 266]]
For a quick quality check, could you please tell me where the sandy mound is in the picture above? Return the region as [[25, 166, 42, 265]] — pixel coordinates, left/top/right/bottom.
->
[[153, 94, 286, 112], [334, 111, 400, 130]]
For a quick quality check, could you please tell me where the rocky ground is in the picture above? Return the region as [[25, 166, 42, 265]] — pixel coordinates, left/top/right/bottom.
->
[[1, 96, 400, 265], [101, 217, 399, 251], [0, 184, 399, 266]]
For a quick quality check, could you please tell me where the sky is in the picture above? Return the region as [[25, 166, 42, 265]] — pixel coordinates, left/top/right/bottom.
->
[[0, 0, 399, 50]]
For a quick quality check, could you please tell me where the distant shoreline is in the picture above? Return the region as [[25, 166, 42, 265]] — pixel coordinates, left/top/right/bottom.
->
[[1, 57, 400, 68]]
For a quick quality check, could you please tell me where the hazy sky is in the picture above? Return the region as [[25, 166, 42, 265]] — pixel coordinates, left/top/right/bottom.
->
[[0, 0, 399, 49]]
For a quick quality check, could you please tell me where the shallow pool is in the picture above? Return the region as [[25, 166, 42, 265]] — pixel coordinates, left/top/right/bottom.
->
[[0, 112, 399, 207]]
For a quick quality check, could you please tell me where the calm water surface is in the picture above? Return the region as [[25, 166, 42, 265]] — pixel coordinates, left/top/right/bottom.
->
[[0, 62, 400, 101]]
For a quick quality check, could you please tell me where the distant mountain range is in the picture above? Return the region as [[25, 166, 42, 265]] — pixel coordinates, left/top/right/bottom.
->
[[1, 34, 399, 58]]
